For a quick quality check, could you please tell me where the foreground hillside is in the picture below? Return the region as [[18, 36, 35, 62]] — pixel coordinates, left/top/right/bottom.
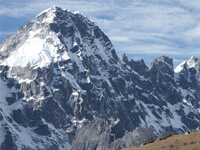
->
[[124, 129, 200, 150]]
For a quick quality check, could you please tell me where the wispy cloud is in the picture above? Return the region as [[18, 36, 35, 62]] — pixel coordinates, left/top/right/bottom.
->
[[1, 0, 200, 67]]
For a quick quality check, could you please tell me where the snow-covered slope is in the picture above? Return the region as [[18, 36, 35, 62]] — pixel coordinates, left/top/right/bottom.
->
[[0, 6, 200, 150], [174, 56, 200, 113]]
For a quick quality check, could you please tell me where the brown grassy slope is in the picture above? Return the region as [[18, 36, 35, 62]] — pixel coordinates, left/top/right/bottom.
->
[[123, 130, 200, 150]]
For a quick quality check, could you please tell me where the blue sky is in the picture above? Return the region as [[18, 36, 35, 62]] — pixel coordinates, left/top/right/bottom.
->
[[1, 0, 200, 67]]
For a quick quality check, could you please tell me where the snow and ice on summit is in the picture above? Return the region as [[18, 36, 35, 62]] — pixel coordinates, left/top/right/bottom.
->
[[3, 31, 70, 68], [174, 56, 199, 84], [174, 56, 199, 73], [0, 6, 105, 70]]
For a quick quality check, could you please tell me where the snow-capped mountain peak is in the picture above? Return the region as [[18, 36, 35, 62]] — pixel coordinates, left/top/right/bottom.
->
[[174, 56, 199, 73], [187, 56, 199, 68], [35, 6, 59, 23], [1, 7, 200, 150], [0, 6, 114, 69]]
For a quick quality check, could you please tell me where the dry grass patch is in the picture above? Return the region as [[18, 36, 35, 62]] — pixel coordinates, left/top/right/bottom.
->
[[123, 130, 200, 150]]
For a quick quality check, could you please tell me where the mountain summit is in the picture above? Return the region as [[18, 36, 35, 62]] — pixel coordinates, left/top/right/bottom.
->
[[0, 7, 200, 150], [0, 6, 116, 68], [174, 56, 199, 73]]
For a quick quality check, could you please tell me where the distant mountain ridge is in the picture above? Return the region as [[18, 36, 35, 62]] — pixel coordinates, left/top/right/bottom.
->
[[0, 6, 200, 150]]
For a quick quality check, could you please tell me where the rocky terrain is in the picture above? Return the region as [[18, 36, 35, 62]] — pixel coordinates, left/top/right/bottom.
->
[[0, 6, 200, 150], [70, 118, 158, 150]]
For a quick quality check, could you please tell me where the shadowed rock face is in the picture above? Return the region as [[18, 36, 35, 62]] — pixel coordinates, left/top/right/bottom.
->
[[175, 57, 200, 109], [0, 130, 17, 150], [0, 6, 200, 150], [71, 118, 158, 150]]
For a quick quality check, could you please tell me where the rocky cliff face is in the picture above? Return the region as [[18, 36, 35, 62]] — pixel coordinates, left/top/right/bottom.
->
[[0, 6, 200, 150], [71, 118, 157, 150]]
